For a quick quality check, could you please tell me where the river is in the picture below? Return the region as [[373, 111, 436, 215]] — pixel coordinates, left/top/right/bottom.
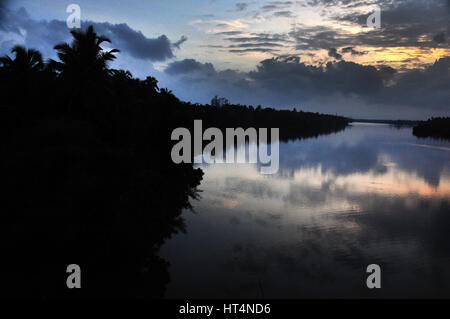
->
[[161, 122, 450, 298]]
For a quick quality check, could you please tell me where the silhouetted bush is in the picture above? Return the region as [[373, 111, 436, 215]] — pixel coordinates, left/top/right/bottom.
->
[[413, 117, 450, 140]]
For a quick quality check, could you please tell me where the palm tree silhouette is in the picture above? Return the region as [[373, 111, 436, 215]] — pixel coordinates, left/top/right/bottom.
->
[[0, 45, 44, 106], [49, 25, 118, 78], [0, 45, 43, 73], [48, 25, 119, 110]]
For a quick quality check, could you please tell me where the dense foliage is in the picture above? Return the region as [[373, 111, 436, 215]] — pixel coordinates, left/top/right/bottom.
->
[[0, 26, 203, 299], [185, 103, 349, 141], [413, 117, 450, 140]]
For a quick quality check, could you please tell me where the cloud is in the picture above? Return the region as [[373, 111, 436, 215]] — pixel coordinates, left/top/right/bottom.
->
[[163, 55, 450, 119], [0, 0, 10, 24], [273, 10, 295, 17], [229, 42, 282, 48], [92, 22, 177, 61], [329, 0, 450, 49], [165, 59, 216, 76], [236, 3, 249, 11], [261, 1, 294, 11], [200, 44, 226, 48], [282, 0, 450, 57], [209, 33, 284, 53], [224, 33, 289, 43], [209, 1, 450, 64], [305, 0, 381, 8], [0, 6, 184, 62], [215, 32, 289, 55], [341, 46, 367, 56], [248, 56, 385, 95], [230, 2, 256, 12], [192, 18, 249, 30], [328, 47, 342, 60], [433, 32, 447, 44], [229, 48, 279, 53], [261, 5, 280, 11], [215, 31, 244, 36], [172, 35, 188, 49]]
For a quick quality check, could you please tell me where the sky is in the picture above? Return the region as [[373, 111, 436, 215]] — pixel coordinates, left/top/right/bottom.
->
[[0, 0, 449, 119]]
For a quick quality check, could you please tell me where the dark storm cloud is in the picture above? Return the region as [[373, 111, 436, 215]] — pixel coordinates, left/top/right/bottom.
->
[[328, 47, 342, 59], [380, 56, 450, 110], [282, 1, 450, 53], [165, 59, 216, 76], [164, 55, 450, 118], [329, 0, 450, 49], [93, 22, 179, 61], [225, 1, 449, 58], [0, 6, 185, 61], [167, 55, 385, 97], [248, 56, 385, 95]]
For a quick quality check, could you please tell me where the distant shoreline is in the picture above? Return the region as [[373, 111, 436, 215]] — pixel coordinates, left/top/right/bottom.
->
[[349, 119, 422, 127]]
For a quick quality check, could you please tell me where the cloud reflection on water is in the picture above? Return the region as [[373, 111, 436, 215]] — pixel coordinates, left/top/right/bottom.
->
[[161, 123, 450, 298]]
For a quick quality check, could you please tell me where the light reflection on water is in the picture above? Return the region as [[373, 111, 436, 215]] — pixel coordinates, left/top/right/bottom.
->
[[160, 123, 450, 298]]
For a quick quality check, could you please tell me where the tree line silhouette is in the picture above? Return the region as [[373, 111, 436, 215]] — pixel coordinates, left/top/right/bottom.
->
[[0, 26, 348, 298], [413, 117, 450, 141], [182, 101, 349, 142]]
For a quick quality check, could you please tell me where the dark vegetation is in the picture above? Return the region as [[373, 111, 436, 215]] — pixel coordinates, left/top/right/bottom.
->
[[413, 117, 450, 140], [0, 26, 203, 299], [0, 26, 348, 298], [185, 103, 349, 142]]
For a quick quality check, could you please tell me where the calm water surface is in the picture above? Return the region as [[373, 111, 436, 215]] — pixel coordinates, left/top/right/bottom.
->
[[160, 123, 450, 298]]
